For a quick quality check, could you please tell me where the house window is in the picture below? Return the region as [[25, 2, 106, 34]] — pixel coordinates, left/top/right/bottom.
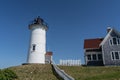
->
[[109, 40, 113, 45], [87, 54, 103, 61], [87, 55, 91, 60], [111, 51, 120, 60], [113, 38, 117, 45], [92, 54, 97, 60], [111, 52, 115, 60], [32, 44, 36, 51], [110, 37, 120, 45], [117, 38, 120, 44], [98, 54, 102, 60], [115, 52, 119, 59]]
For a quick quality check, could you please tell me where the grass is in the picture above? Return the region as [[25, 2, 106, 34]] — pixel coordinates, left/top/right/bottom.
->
[[59, 66, 120, 80], [8, 64, 59, 80], [6, 64, 120, 80]]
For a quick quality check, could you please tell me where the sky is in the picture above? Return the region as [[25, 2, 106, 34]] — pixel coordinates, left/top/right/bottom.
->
[[0, 0, 120, 68]]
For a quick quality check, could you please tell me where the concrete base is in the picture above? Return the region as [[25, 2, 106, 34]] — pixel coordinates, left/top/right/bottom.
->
[[22, 63, 45, 65]]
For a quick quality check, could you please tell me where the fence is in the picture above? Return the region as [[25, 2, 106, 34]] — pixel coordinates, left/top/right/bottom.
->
[[59, 59, 81, 66]]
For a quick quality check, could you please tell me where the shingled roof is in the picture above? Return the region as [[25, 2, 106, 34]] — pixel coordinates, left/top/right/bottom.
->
[[84, 38, 104, 49], [45, 52, 53, 56]]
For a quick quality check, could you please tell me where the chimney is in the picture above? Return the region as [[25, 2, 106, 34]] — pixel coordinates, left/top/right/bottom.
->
[[107, 27, 111, 33]]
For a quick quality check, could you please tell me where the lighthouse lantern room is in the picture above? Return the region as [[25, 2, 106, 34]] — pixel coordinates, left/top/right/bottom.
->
[[27, 17, 48, 64]]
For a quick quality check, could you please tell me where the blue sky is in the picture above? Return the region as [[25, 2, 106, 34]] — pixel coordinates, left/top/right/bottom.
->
[[0, 0, 120, 68]]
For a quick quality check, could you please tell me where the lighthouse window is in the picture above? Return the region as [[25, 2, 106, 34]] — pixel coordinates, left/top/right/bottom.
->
[[32, 44, 36, 51]]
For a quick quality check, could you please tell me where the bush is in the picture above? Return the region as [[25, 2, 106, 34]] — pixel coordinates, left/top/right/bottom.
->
[[0, 69, 18, 80], [0, 69, 6, 80]]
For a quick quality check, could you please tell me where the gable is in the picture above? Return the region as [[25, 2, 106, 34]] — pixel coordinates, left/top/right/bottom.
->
[[100, 28, 120, 46]]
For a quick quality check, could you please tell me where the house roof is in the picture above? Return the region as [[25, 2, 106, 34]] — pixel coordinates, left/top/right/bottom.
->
[[84, 38, 104, 49], [46, 52, 53, 56], [84, 27, 120, 49]]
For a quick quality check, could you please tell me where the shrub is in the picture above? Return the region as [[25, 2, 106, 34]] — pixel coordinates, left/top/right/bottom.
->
[[0, 69, 6, 80], [0, 69, 18, 80]]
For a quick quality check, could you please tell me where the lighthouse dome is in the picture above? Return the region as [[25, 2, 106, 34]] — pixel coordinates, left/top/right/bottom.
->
[[29, 16, 48, 30]]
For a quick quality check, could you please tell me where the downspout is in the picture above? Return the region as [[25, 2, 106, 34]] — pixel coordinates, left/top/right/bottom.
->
[[101, 45, 105, 66], [84, 49, 87, 65]]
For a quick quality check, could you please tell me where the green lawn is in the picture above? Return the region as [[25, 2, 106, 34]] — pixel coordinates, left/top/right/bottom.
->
[[9, 64, 59, 80], [59, 66, 120, 80]]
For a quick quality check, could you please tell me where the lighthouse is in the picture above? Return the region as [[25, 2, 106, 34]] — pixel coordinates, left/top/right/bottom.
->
[[27, 17, 48, 64]]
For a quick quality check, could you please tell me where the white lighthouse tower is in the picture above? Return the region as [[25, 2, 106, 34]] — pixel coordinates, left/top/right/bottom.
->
[[27, 17, 48, 64]]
